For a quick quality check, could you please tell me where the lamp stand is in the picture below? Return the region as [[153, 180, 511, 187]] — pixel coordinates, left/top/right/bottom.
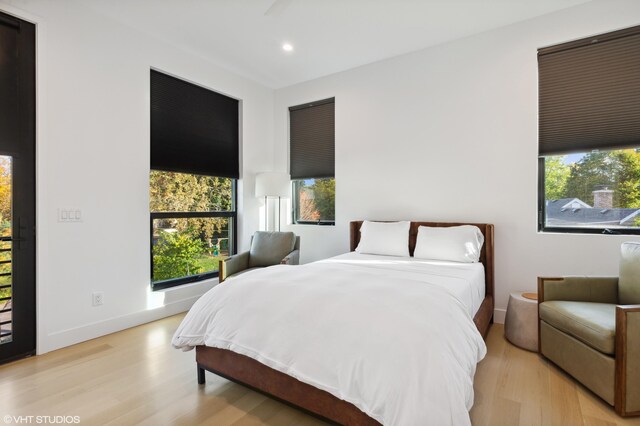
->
[[278, 196, 281, 232], [264, 195, 268, 231], [262, 196, 284, 232]]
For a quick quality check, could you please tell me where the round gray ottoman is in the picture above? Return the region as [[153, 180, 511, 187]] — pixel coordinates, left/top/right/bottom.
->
[[504, 292, 538, 352]]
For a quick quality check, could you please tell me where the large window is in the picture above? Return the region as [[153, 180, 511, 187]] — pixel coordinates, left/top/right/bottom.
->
[[289, 98, 335, 225], [538, 25, 640, 234], [151, 70, 239, 288]]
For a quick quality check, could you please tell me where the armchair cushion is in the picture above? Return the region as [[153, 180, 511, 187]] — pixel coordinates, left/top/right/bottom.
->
[[249, 231, 296, 268], [540, 301, 616, 355], [619, 242, 640, 305]]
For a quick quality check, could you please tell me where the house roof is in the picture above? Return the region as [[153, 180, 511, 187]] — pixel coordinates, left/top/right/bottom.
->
[[546, 198, 640, 227], [558, 198, 591, 209]]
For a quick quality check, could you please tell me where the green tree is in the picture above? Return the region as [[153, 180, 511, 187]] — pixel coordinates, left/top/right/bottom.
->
[[150, 171, 232, 280], [563, 150, 640, 208], [613, 150, 640, 208], [544, 156, 570, 200], [150, 171, 232, 240], [152, 229, 206, 281], [310, 178, 335, 220], [0, 157, 11, 236], [565, 152, 611, 205], [150, 172, 231, 212]]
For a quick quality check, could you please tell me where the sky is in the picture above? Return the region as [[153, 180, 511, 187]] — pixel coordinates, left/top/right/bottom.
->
[[563, 153, 585, 165]]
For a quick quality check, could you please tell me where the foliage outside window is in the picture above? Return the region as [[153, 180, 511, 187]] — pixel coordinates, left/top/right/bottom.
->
[[150, 171, 235, 289], [541, 148, 640, 233], [292, 178, 335, 224]]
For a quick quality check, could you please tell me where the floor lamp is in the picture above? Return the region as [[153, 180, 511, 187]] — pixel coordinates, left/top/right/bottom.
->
[[255, 172, 290, 231]]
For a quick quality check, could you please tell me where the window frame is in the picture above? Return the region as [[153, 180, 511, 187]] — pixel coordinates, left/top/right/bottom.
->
[[537, 157, 640, 236], [291, 179, 335, 226], [150, 178, 238, 290]]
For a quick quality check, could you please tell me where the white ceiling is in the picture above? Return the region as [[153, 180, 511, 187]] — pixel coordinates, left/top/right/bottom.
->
[[81, 0, 591, 89]]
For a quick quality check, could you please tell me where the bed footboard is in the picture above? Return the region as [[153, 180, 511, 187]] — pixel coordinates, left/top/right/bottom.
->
[[196, 346, 381, 425]]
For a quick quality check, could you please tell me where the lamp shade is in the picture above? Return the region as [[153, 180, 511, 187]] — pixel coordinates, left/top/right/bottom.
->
[[255, 172, 290, 198]]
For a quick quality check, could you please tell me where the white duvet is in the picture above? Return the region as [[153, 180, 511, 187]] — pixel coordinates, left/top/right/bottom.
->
[[172, 253, 487, 425]]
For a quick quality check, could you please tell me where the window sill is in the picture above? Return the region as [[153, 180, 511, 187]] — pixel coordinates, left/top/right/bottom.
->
[[538, 227, 640, 236], [153, 276, 218, 293], [291, 222, 335, 226], [152, 272, 219, 291]]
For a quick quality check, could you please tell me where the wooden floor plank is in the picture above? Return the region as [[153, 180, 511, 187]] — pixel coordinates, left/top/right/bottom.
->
[[488, 396, 521, 426], [2, 315, 639, 425]]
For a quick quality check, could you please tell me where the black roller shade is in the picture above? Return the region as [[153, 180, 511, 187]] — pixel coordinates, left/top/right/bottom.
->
[[0, 16, 18, 154], [289, 98, 335, 180], [151, 70, 239, 178], [538, 25, 640, 156]]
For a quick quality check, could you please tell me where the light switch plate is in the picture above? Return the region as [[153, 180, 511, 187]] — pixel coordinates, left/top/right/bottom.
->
[[58, 208, 83, 222]]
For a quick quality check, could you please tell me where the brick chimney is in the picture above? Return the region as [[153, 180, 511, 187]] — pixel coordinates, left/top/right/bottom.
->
[[593, 188, 613, 209]]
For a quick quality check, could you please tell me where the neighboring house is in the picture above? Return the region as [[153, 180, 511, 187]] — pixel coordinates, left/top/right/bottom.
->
[[546, 197, 640, 228]]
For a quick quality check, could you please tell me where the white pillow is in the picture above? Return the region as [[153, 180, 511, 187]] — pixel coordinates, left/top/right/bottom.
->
[[413, 225, 484, 263], [355, 221, 410, 257]]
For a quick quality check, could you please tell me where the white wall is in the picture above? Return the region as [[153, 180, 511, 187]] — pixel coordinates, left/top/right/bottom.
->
[[274, 0, 640, 323], [2, 0, 639, 354], [0, 0, 274, 353]]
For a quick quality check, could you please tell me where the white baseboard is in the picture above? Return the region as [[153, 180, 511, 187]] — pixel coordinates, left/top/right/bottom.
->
[[38, 295, 199, 354], [493, 308, 506, 324]]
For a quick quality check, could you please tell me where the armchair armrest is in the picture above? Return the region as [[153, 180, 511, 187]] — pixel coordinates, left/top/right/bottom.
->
[[538, 276, 619, 304], [615, 305, 640, 416], [219, 251, 250, 283], [280, 249, 300, 265]]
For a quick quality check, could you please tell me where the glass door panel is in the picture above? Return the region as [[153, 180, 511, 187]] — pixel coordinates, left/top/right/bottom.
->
[[0, 155, 12, 344]]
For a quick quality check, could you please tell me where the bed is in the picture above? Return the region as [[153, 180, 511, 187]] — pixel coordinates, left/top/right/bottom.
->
[[173, 221, 494, 425]]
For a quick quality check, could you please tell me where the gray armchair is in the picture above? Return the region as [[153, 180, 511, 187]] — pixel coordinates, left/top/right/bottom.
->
[[219, 231, 300, 283], [538, 242, 640, 416]]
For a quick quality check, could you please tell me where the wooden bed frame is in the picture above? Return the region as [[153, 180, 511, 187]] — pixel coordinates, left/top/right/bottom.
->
[[195, 221, 494, 425]]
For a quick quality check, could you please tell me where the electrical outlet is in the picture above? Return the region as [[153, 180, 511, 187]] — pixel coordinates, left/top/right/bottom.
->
[[92, 292, 104, 306]]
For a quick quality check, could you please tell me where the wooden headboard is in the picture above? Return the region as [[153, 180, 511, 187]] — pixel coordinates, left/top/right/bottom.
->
[[349, 221, 495, 300]]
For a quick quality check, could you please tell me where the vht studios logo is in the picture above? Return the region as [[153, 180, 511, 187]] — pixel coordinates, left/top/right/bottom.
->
[[3, 416, 81, 424]]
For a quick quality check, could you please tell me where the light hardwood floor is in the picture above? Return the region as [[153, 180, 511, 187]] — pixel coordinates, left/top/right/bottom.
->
[[1, 315, 639, 426], [470, 323, 640, 426]]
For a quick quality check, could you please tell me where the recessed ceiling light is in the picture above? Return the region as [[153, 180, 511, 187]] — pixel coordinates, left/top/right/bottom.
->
[[282, 43, 294, 52]]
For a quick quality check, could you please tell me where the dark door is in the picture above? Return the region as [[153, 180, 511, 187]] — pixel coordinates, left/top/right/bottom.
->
[[0, 10, 36, 364]]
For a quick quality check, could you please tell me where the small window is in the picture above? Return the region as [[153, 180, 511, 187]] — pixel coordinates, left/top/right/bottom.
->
[[292, 178, 335, 225], [538, 25, 640, 235], [289, 98, 335, 226], [540, 149, 640, 234]]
